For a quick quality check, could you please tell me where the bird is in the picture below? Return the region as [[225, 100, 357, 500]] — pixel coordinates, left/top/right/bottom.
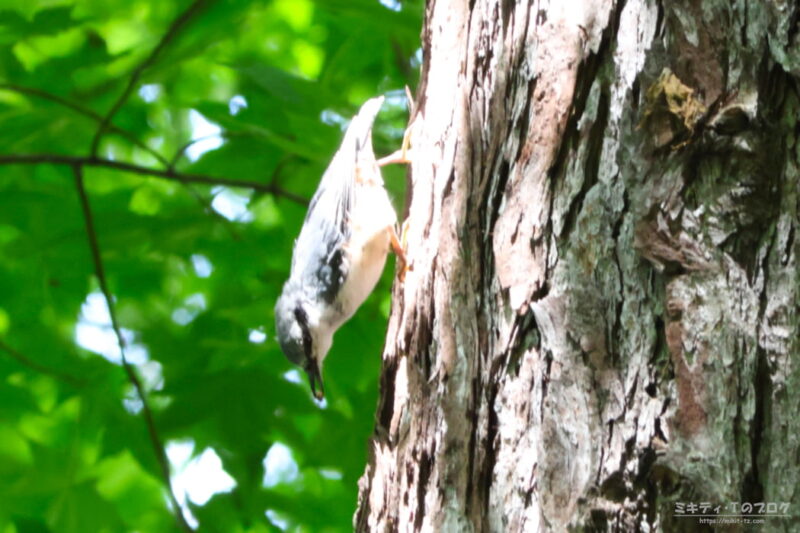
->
[[274, 96, 407, 400]]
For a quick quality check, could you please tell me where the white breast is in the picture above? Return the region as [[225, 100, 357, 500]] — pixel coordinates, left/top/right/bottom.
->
[[334, 180, 397, 325]]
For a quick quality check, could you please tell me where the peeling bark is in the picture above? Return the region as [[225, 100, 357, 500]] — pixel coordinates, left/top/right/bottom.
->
[[356, 0, 800, 531]]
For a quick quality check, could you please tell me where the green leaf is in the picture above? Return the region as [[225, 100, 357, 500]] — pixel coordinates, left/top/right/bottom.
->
[[0, 6, 77, 44]]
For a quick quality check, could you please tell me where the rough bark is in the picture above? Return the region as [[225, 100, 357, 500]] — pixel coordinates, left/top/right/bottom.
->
[[356, 0, 800, 531]]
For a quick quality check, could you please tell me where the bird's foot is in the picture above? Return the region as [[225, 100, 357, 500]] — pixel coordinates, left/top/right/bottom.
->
[[377, 147, 413, 167], [378, 116, 414, 167], [379, 85, 418, 168], [389, 221, 411, 282]]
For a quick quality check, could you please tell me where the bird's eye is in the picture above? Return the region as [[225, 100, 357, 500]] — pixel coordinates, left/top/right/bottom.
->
[[293, 306, 313, 356]]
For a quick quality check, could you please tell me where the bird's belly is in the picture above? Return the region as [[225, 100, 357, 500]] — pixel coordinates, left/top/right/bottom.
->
[[336, 228, 390, 323], [324, 180, 396, 328]]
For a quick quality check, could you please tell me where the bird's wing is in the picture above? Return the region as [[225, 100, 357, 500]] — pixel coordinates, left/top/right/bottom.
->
[[290, 96, 385, 302]]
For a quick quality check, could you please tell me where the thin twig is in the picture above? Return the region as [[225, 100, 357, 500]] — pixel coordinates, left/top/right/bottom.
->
[[0, 83, 104, 122], [168, 133, 228, 171], [0, 83, 169, 167], [168, 130, 262, 171], [0, 153, 307, 205], [185, 184, 243, 240], [0, 338, 85, 387], [90, 0, 211, 156], [72, 165, 193, 533], [266, 155, 295, 190]]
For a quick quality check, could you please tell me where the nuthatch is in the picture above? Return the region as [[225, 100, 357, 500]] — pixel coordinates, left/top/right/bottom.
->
[[275, 96, 406, 399]]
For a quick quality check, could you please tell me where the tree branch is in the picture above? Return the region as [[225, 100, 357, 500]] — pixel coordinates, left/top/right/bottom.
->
[[0, 153, 307, 205], [0, 84, 306, 230], [0, 338, 85, 387], [0, 83, 169, 167], [89, 0, 211, 157], [72, 165, 193, 533]]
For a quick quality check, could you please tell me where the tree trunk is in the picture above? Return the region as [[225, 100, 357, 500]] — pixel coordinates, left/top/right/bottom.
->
[[356, 0, 800, 530]]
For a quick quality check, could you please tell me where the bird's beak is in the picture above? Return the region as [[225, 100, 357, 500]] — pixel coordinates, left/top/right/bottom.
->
[[305, 362, 324, 400]]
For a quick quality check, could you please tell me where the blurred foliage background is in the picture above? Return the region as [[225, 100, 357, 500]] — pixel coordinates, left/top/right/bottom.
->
[[0, 0, 421, 531]]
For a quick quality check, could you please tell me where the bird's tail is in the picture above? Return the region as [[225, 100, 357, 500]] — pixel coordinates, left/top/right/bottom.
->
[[344, 96, 384, 155]]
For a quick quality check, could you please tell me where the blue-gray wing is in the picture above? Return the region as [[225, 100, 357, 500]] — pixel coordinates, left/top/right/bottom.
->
[[289, 96, 385, 304]]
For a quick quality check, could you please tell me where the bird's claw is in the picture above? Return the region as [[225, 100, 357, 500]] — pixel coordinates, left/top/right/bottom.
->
[[390, 221, 411, 282], [377, 116, 414, 167]]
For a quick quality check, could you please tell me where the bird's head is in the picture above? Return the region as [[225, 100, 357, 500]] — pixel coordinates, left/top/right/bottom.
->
[[274, 285, 333, 400]]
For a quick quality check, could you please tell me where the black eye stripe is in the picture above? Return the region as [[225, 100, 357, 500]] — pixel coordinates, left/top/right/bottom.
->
[[294, 306, 313, 355]]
